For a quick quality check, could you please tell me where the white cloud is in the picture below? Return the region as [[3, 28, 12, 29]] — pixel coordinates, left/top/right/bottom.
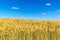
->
[[45, 3, 52, 6], [11, 7, 20, 10], [42, 13, 46, 15]]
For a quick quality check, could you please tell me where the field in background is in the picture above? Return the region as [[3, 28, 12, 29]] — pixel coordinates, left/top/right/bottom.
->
[[0, 18, 60, 40]]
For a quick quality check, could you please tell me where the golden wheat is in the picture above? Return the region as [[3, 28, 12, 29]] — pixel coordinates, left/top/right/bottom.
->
[[0, 18, 60, 40]]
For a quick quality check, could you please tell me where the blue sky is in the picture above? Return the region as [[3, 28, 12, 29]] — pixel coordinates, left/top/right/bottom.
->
[[0, 0, 60, 20]]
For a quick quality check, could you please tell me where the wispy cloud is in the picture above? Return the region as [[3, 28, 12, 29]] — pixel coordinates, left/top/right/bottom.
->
[[56, 10, 60, 13], [45, 3, 52, 6], [11, 7, 20, 10], [57, 10, 60, 12], [42, 12, 46, 15]]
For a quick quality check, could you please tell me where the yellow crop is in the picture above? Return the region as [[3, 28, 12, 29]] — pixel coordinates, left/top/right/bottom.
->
[[0, 18, 60, 40]]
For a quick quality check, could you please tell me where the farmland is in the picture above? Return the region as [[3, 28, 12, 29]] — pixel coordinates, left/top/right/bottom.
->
[[0, 18, 60, 40]]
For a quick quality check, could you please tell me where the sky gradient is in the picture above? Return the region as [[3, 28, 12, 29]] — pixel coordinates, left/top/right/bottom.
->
[[0, 0, 60, 20]]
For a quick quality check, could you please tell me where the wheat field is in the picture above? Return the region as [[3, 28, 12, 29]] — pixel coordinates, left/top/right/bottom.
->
[[0, 18, 60, 40]]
